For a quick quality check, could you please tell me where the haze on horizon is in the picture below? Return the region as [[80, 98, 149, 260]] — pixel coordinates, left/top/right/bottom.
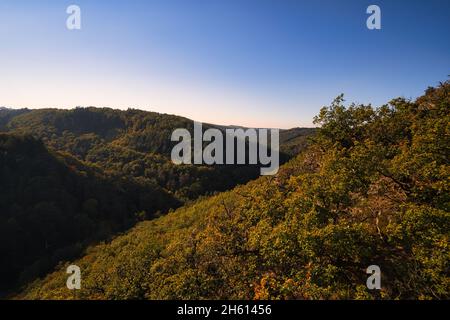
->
[[0, 0, 449, 129]]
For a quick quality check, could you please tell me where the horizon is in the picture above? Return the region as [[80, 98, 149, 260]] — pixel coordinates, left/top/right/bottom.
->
[[1, 0, 449, 128], [0, 105, 318, 129]]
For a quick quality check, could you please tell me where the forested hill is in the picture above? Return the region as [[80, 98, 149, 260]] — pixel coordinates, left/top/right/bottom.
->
[[19, 82, 449, 300], [0, 107, 314, 201], [0, 107, 314, 295]]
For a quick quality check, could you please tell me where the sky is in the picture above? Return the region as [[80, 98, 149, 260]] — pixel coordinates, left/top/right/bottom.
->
[[0, 0, 449, 128]]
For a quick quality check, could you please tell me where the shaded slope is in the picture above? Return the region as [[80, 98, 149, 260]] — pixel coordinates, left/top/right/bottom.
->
[[0, 134, 178, 294]]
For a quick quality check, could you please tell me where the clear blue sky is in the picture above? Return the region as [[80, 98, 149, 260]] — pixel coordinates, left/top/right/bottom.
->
[[0, 0, 449, 128]]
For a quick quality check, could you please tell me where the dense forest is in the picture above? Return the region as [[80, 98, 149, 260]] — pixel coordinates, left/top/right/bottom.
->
[[0, 106, 313, 295], [16, 81, 449, 300]]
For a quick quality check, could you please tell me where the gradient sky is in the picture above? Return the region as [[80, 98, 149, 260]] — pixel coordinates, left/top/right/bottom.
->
[[0, 0, 449, 128]]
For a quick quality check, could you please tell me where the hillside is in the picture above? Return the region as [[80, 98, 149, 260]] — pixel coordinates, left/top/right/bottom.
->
[[0, 107, 314, 295], [19, 82, 449, 300]]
